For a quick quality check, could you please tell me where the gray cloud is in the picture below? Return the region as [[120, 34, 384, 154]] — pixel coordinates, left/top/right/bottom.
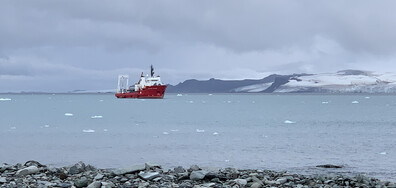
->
[[1, 0, 396, 92]]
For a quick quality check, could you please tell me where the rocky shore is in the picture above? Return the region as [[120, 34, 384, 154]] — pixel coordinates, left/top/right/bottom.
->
[[1, 161, 395, 188]]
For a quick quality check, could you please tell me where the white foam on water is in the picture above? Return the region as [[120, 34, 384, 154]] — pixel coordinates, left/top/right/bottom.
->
[[10, 126, 17, 130], [352, 101, 359, 104], [103, 129, 108, 132], [284, 120, 296, 124], [99, 100, 104, 102], [322, 101, 329, 104], [177, 94, 183, 96], [188, 101, 194, 103], [0, 98, 11, 101], [208, 94, 213, 96], [64, 113, 74, 117], [91, 115, 103, 119], [227, 101, 231, 103], [162, 132, 169, 135], [224, 160, 230, 162], [171, 129, 179, 132], [44, 125, 50, 128], [252, 101, 256, 103], [196, 129, 205, 133], [213, 132, 219, 135], [365, 96, 370, 99], [82, 129, 95, 133], [380, 152, 387, 155]]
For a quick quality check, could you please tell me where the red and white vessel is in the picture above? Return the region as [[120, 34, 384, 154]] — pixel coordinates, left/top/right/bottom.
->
[[115, 65, 167, 99]]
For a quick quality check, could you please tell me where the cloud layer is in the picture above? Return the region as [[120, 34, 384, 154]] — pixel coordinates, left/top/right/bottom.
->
[[1, 0, 396, 92]]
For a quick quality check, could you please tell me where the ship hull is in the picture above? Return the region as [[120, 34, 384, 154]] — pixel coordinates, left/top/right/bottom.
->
[[115, 85, 167, 99]]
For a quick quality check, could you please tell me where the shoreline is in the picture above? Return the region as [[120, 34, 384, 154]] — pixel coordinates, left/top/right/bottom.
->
[[1, 161, 395, 187]]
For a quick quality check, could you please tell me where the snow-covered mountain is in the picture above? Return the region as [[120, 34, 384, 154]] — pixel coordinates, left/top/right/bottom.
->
[[168, 70, 396, 93], [235, 70, 396, 93]]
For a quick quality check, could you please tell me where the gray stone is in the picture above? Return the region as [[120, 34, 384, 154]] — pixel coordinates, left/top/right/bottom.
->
[[16, 166, 39, 176], [250, 182, 262, 188], [74, 177, 89, 188], [94, 174, 104, 180], [138, 171, 160, 180], [0, 177, 6, 183], [174, 166, 186, 173], [190, 170, 208, 180], [201, 183, 216, 187], [277, 177, 287, 184], [101, 181, 115, 188], [234, 179, 248, 186], [145, 162, 161, 170], [112, 164, 145, 175], [69, 161, 86, 175], [189, 165, 201, 172], [87, 181, 101, 188], [57, 183, 72, 188]]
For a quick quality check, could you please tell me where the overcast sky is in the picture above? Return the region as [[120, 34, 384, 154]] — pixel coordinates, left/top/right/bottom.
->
[[1, 0, 396, 92]]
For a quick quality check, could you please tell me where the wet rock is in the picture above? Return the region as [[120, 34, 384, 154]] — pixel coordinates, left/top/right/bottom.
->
[[145, 162, 161, 170], [59, 172, 68, 180], [57, 182, 72, 188], [16, 166, 39, 176], [24, 160, 45, 167], [112, 164, 145, 175], [174, 166, 186, 173], [234, 179, 247, 186], [0, 177, 6, 183], [277, 177, 287, 184], [189, 165, 201, 172], [87, 181, 101, 188], [251, 182, 262, 188], [138, 171, 160, 180], [74, 177, 89, 188], [94, 173, 104, 180], [69, 161, 86, 175], [316, 164, 343, 168], [190, 170, 208, 180]]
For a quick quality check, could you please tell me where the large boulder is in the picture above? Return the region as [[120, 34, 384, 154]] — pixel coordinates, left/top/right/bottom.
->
[[190, 170, 208, 180], [69, 161, 86, 175], [16, 166, 39, 176]]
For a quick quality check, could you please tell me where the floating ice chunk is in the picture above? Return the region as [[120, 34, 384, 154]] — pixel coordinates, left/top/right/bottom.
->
[[365, 97, 370, 99], [10, 126, 16, 130], [284, 120, 295, 124], [196, 129, 205, 133], [380, 152, 387, 155], [176, 94, 183, 96], [44, 125, 50, 128], [64, 113, 74, 116], [352, 101, 359, 104], [208, 94, 213, 96], [227, 101, 231, 103], [99, 100, 104, 102], [252, 101, 256, 103], [225, 160, 230, 162], [163, 132, 169, 135], [103, 129, 108, 132], [171, 129, 179, 132], [213, 132, 219, 135], [0, 98, 11, 101], [188, 101, 194, 103], [322, 101, 329, 104], [91, 115, 103, 119], [82, 129, 95, 133]]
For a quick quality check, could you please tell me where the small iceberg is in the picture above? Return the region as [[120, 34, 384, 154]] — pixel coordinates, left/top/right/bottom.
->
[[213, 132, 219, 135], [352, 101, 359, 104], [91, 115, 103, 119], [380, 152, 387, 155], [0, 98, 11, 101], [64, 113, 74, 117], [103, 129, 108, 132], [82, 129, 95, 133], [284, 120, 296, 124], [196, 129, 205, 133], [176, 94, 183, 97], [99, 100, 104, 102], [10, 126, 17, 130], [171, 129, 179, 132], [44, 125, 50, 128], [188, 101, 194, 103], [162, 132, 169, 135], [322, 101, 329, 104], [208, 94, 213, 96], [365, 97, 370, 99]]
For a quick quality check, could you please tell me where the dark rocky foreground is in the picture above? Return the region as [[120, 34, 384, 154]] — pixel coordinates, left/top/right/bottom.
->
[[1, 161, 395, 188]]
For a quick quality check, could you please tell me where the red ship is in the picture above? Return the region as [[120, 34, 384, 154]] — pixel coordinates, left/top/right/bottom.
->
[[115, 65, 167, 99]]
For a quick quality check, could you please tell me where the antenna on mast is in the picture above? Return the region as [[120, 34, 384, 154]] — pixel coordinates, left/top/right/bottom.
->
[[150, 65, 155, 77]]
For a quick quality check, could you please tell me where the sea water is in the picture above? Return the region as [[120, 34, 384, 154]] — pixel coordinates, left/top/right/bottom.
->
[[0, 94, 396, 181]]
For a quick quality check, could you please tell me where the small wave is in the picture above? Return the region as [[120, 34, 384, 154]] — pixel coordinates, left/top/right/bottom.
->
[[0, 98, 11, 101], [284, 120, 296, 124], [64, 113, 74, 117], [82, 129, 95, 133], [196, 129, 205, 133], [91, 115, 103, 119]]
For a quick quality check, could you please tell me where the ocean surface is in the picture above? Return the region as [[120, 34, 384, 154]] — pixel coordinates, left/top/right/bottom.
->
[[1, 93, 396, 181]]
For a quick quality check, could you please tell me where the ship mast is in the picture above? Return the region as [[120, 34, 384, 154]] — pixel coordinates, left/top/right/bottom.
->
[[150, 65, 154, 77]]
